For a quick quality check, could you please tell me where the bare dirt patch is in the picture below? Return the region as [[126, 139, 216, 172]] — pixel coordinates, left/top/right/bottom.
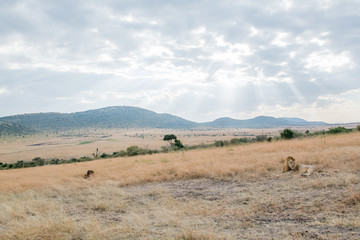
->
[[117, 172, 360, 239], [3, 171, 356, 239]]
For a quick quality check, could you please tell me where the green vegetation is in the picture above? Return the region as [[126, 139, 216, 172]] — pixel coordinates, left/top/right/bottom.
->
[[326, 126, 352, 134], [79, 141, 93, 145], [280, 128, 294, 139], [308, 126, 355, 136], [0, 122, 36, 137], [163, 134, 184, 149]]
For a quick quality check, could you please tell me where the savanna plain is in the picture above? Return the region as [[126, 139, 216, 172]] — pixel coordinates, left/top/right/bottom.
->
[[0, 129, 359, 239]]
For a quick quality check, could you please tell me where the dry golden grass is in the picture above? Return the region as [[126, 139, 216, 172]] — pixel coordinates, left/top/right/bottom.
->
[[1, 132, 359, 192], [0, 127, 325, 163], [0, 132, 359, 239]]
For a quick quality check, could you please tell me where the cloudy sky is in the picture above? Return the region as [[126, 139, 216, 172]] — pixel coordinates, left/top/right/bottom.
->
[[0, 0, 359, 123]]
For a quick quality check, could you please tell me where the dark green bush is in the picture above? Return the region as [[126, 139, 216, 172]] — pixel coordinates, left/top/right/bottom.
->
[[215, 140, 224, 147], [100, 153, 110, 158], [32, 157, 45, 166], [280, 129, 294, 139], [174, 139, 184, 148], [327, 126, 351, 134]]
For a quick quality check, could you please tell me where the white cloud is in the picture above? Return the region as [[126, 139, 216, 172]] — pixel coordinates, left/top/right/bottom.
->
[[304, 51, 354, 72], [0, 0, 359, 123], [271, 32, 291, 47], [0, 87, 9, 96]]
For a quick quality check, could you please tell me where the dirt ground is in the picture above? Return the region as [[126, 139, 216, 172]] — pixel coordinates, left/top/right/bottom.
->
[[33, 170, 357, 240], [116, 172, 360, 239]]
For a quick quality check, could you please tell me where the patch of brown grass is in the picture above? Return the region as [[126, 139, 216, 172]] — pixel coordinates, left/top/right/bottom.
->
[[0, 132, 359, 192]]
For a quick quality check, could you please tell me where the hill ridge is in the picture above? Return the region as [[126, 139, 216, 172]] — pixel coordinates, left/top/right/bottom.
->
[[0, 106, 328, 134]]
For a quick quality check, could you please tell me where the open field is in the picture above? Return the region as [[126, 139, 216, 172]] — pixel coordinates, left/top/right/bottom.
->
[[0, 132, 359, 239], [1, 125, 352, 163], [0, 128, 284, 163]]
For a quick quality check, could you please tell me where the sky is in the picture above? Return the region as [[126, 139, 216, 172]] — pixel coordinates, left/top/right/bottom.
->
[[0, 0, 359, 123]]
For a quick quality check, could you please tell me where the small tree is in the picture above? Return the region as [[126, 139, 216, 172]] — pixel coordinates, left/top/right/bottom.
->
[[357, 125, 360, 131], [163, 134, 177, 146], [280, 129, 294, 139]]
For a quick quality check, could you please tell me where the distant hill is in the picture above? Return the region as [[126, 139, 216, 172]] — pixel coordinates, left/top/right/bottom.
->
[[0, 106, 198, 130], [0, 106, 328, 132], [204, 116, 327, 128], [0, 122, 36, 136]]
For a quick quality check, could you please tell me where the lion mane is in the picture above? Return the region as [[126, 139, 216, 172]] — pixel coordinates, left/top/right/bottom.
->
[[283, 156, 316, 176]]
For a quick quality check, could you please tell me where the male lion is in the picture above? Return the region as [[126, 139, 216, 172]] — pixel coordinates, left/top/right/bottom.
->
[[283, 156, 316, 176]]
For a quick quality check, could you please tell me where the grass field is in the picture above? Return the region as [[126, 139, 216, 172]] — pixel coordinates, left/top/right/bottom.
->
[[0, 131, 359, 239], [0, 128, 283, 163]]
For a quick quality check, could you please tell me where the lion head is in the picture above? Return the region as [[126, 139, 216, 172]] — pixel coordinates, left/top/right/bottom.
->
[[283, 156, 298, 172]]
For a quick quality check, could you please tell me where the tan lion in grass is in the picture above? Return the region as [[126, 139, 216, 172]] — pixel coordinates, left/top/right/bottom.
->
[[84, 170, 95, 179], [283, 156, 316, 176]]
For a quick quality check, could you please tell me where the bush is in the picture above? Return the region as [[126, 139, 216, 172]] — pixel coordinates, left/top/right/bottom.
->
[[327, 127, 351, 134], [357, 125, 360, 131], [280, 129, 294, 139], [32, 157, 45, 166], [215, 140, 224, 147], [14, 161, 24, 168], [51, 158, 60, 164], [174, 139, 184, 148], [126, 145, 148, 156], [293, 130, 305, 138], [255, 135, 267, 142], [100, 153, 110, 159]]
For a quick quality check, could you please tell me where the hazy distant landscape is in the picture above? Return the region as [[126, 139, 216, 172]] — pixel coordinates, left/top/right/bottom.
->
[[0, 106, 330, 136], [0, 105, 346, 164], [1, 0, 360, 239]]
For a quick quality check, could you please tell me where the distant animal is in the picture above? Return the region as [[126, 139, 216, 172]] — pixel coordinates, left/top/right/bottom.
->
[[84, 170, 95, 179], [283, 156, 316, 176]]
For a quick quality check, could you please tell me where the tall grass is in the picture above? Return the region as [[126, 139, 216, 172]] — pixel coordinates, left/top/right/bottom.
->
[[1, 132, 359, 192]]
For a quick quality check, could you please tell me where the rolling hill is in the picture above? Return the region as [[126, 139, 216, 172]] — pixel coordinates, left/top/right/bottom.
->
[[0, 106, 198, 131], [203, 116, 327, 128], [0, 122, 36, 136], [0, 106, 328, 133]]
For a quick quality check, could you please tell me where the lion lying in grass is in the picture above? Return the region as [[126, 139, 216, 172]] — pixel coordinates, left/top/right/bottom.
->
[[283, 156, 316, 176], [84, 170, 95, 179]]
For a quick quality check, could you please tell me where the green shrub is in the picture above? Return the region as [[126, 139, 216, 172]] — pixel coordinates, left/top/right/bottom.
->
[[14, 161, 24, 168], [174, 139, 184, 148], [32, 157, 45, 166], [280, 129, 294, 139], [126, 145, 148, 156], [357, 125, 360, 131], [215, 140, 224, 147], [327, 126, 351, 134], [100, 153, 110, 158], [293, 131, 305, 138]]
